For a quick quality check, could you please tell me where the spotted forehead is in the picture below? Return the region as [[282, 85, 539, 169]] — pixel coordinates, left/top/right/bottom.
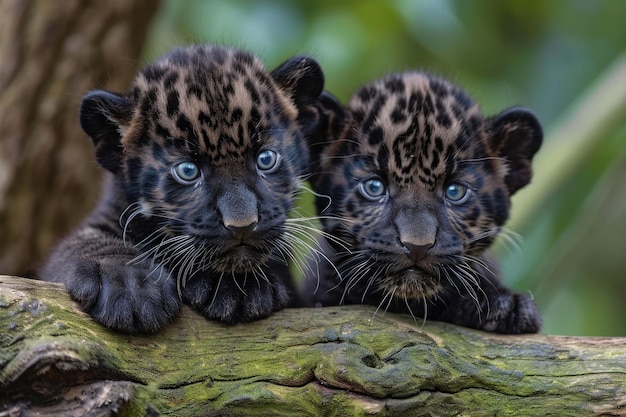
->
[[348, 72, 483, 188], [126, 46, 297, 162]]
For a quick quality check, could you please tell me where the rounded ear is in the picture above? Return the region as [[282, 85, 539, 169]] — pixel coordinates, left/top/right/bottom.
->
[[308, 91, 349, 158], [271, 56, 326, 137], [306, 91, 352, 194], [271, 55, 325, 104], [79, 90, 133, 174], [488, 107, 543, 194]]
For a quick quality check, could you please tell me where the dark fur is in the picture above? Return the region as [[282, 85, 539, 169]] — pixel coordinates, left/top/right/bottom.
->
[[41, 45, 326, 333], [305, 72, 543, 334]]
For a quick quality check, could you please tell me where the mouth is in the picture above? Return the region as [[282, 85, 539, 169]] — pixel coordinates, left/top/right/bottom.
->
[[231, 242, 254, 251]]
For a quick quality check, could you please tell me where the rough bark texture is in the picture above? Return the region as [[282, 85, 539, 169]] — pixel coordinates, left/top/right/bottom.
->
[[1, 276, 625, 417], [0, 0, 157, 277]]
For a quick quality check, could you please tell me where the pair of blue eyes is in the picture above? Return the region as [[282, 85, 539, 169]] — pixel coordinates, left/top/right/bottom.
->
[[358, 177, 471, 204], [171, 150, 279, 184]]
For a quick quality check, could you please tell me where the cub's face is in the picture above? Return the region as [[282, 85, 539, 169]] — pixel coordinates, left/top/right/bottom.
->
[[312, 73, 542, 301], [80, 45, 325, 277]]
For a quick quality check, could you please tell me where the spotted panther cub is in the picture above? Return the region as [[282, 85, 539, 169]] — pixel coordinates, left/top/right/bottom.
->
[[307, 72, 543, 333], [41, 45, 326, 333]]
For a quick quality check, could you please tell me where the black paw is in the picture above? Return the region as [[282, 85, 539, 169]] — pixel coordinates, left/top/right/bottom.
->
[[182, 270, 291, 324], [67, 259, 180, 333], [481, 293, 541, 334]]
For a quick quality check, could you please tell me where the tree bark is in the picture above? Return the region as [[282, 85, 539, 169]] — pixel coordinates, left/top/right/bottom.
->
[[1, 276, 624, 417], [0, 0, 157, 277]]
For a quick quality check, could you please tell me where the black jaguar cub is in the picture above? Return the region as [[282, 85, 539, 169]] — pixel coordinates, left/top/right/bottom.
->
[[41, 45, 326, 333], [307, 72, 543, 333]]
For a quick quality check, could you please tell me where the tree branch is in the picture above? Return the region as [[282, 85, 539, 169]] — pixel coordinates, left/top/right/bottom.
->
[[1, 276, 624, 416]]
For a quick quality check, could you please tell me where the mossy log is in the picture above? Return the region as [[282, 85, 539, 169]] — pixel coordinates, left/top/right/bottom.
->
[[1, 276, 625, 416]]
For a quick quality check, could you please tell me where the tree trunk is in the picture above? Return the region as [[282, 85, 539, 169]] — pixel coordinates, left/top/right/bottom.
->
[[0, 0, 157, 277], [1, 276, 624, 417]]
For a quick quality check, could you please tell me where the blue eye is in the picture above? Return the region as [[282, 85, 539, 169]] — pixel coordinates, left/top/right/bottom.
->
[[445, 183, 470, 204], [358, 177, 386, 201], [257, 150, 279, 172], [172, 161, 200, 184]]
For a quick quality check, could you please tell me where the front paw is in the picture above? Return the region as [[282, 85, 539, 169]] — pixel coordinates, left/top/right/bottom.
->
[[182, 272, 291, 324], [66, 259, 180, 333], [481, 293, 541, 334]]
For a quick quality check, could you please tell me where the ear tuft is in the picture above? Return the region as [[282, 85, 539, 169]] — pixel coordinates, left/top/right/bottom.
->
[[489, 107, 543, 194], [79, 90, 133, 174]]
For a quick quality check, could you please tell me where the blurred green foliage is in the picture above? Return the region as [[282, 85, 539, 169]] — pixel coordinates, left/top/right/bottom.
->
[[145, 0, 626, 336]]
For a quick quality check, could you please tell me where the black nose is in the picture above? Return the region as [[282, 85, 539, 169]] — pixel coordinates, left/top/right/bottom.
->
[[402, 242, 433, 263], [226, 222, 258, 241]]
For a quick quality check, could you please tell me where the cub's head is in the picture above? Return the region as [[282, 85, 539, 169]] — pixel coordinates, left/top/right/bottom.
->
[[310, 72, 542, 302], [80, 45, 325, 279]]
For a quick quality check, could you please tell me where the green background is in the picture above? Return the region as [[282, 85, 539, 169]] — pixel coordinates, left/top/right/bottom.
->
[[145, 0, 626, 336]]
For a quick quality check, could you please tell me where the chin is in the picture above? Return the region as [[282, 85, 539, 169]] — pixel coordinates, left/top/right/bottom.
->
[[212, 246, 269, 274], [379, 267, 442, 301]]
